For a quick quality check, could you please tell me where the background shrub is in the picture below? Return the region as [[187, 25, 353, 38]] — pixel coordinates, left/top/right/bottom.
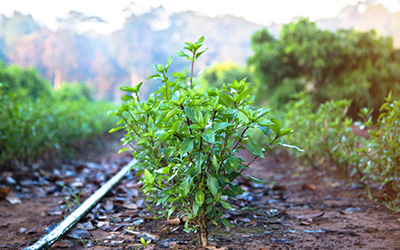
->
[[0, 63, 116, 167]]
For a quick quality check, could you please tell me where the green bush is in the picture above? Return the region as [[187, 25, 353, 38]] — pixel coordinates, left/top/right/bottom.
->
[[0, 64, 116, 167], [0, 61, 51, 99], [282, 92, 363, 175], [358, 94, 400, 210], [281, 92, 400, 211], [54, 82, 93, 101], [110, 37, 292, 246]]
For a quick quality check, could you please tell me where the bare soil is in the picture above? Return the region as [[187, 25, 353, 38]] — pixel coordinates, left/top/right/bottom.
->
[[1, 142, 400, 250]]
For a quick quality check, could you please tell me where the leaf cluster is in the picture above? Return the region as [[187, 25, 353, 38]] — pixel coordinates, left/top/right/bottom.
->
[[110, 37, 292, 239]]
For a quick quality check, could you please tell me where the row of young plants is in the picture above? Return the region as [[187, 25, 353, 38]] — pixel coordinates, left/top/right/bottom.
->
[[282, 92, 400, 211], [110, 37, 294, 246], [0, 65, 116, 167]]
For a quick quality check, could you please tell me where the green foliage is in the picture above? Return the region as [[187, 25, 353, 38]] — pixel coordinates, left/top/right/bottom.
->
[[282, 92, 363, 175], [248, 19, 400, 118], [111, 37, 291, 246], [282, 92, 400, 211], [58, 183, 85, 210], [0, 61, 52, 99], [358, 94, 400, 208], [54, 82, 93, 101], [0, 64, 116, 167], [196, 61, 253, 91]]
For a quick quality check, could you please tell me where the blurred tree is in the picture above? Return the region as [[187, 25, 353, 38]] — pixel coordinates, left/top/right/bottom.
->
[[249, 18, 400, 118], [197, 61, 252, 90], [54, 82, 93, 101], [0, 62, 51, 99]]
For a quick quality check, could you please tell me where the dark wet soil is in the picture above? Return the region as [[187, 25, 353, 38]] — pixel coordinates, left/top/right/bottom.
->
[[1, 140, 399, 250]]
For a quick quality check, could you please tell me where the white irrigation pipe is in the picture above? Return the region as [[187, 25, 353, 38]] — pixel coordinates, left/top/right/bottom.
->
[[23, 159, 137, 250]]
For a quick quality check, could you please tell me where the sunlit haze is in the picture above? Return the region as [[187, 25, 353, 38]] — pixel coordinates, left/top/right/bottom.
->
[[1, 0, 399, 34]]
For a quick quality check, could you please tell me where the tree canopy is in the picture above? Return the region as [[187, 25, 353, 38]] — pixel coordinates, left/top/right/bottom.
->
[[248, 18, 400, 118]]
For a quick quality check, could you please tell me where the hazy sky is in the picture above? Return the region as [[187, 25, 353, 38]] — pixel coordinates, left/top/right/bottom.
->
[[1, 0, 399, 34]]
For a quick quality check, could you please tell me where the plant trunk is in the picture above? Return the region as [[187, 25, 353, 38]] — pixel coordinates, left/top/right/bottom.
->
[[197, 209, 208, 246]]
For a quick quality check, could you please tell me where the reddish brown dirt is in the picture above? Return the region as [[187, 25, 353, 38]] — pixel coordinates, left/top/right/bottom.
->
[[0, 146, 399, 250]]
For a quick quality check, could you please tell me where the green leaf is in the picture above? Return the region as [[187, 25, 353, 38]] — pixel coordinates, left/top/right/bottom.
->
[[212, 155, 220, 172], [234, 89, 252, 104], [193, 201, 200, 216], [271, 118, 281, 135], [109, 126, 124, 133], [166, 56, 173, 69], [279, 128, 293, 136], [219, 94, 233, 106], [120, 86, 135, 93], [147, 74, 162, 80], [195, 48, 208, 59], [213, 122, 232, 132], [154, 64, 163, 72], [227, 156, 240, 172], [206, 205, 213, 215], [133, 81, 143, 93], [184, 106, 203, 124], [258, 125, 272, 139], [181, 178, 191, 196], [206, 173, 219, 198], [167, 206, 177, 220], [121, 95, 133, 101], [202, 129, 215, 143], [196, 36, 205, 44], [195, 190, 205, 205], [229, 184, 244, 195], [107, 110, 118, 117], [118, 148, 130, 154], [256, 108, 271, 119], [195, 153, 206, 173], [180, 137, 194, 154], [246, 141, 264, 158], [158, 131, 171, 141], [143, 169, 154, 184], [258, 119, 274, 126], [248, 176, 264, 184], [166, 109, 181, 121], [219, 200, 233, 210]]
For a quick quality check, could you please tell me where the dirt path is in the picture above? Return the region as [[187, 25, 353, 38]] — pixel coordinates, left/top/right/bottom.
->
[[0, 147, 399, 249]]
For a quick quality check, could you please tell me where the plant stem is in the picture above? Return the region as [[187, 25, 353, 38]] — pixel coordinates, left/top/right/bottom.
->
[[121, 114, 140, 138], [165, 78, 169, 101], [190, 53, 195, 90], [201, 208, 208, 246]]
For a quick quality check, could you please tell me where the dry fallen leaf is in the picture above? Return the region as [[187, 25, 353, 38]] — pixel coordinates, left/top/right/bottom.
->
[[0, 187, 10, 200], [120, 203, 138, 210], [205, 246, 227, 250], [53, 239, 74, 248], [166, 217, 180, 225], [6, 190, 21, 204], [301, 183, 316, 191]]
